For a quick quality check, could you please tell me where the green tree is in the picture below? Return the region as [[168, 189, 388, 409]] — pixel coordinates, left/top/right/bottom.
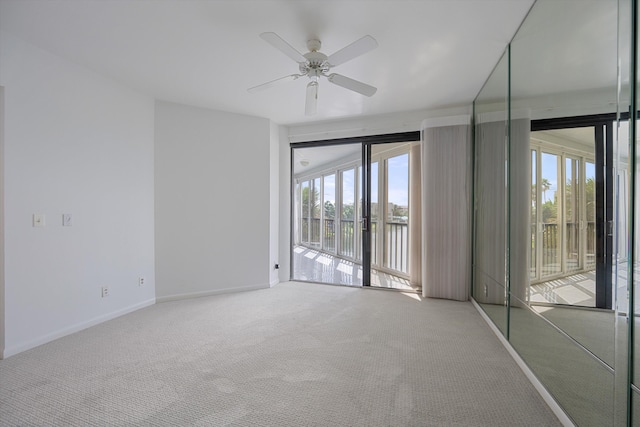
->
[[541, 178, 551, 202], [391, 203, 408, 222], [585, 177, 595, 221], [324, 200, 335, 219], [342, 203, 355, 219], [301, 186, 319, 218], [542, 198, 557, 223]]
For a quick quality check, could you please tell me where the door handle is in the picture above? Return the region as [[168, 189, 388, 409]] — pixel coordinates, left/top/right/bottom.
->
[[361, 216, 369, 232]]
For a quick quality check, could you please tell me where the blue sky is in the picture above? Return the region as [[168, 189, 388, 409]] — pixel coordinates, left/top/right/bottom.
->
[[538, 152, 595, 203], [305, 151, 409, 211]]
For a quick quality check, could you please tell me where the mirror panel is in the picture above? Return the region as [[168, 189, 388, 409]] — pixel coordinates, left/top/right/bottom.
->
[[509, 305, 614, 426], [473, 49, 509, 335], [508, 0, 619, 423], [633, 0, 640, 400], [473, 0, 629, 424]]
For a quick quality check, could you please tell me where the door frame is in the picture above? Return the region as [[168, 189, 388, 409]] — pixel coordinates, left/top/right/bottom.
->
[[531, 114, 614, 309], [289, 131, 420, 287]]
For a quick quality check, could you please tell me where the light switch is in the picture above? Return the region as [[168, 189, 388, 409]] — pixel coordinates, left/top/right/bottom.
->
[[33, 214, 45, 227], [62, 213, 72, 227]]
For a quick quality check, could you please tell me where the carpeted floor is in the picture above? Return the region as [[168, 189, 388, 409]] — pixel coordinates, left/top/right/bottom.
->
[[0, 282, 561, 426]]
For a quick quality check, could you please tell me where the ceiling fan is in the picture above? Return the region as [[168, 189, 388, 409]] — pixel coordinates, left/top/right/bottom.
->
[[248, 32, 378, 116]]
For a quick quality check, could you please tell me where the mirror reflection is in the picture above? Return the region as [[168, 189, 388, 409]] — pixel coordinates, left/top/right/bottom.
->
[[472, 48, 509, 334], [473, 0, 624, 424], [508, 0, 618, 362]]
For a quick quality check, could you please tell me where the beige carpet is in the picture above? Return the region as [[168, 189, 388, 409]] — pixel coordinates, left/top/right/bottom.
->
[[0, 282, 560, 426]]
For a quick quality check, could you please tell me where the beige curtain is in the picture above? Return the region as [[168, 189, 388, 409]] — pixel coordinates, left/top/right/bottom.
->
[[409, 143, 422, 288], [421, 116, 472, 301]]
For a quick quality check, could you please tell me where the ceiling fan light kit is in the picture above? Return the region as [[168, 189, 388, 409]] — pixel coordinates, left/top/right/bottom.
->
[[248, 32, 378, 116]]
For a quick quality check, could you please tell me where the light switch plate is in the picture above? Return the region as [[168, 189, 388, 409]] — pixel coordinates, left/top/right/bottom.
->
[[33, 214, 45, 227], [62, 213, 72, 227]]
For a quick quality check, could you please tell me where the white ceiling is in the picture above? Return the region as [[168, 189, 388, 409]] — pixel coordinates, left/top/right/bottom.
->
[[0, 0, 535, 125]]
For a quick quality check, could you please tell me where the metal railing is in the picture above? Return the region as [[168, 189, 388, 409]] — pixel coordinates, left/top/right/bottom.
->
[[386, 222, 408, 274], [340, 219, 355, 258], [323, 218, 336, 252], [530, 222, 596, 279], [299, 218, 407, 275]]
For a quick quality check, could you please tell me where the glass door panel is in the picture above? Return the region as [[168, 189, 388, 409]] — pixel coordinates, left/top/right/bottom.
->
[[565, 157, 581, 273], [531, 150, 538, 281], [291, 144, 362, 286], [310, 178, 321, 248], [370, 142, 415, 290], [541, 152, 561, 277], [340, 168, 356, 259], [357, 166, 363, 261], [371, 161, 379, 266], [323, 174, 336, 252], [585, 161, 596, 270], [301, 180, 310, 245], [530, 127, 599, 307], [385, 153, 409, 274]]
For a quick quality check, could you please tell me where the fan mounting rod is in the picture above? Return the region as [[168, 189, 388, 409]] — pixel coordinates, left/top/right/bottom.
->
[[306, 36, 321, 52]]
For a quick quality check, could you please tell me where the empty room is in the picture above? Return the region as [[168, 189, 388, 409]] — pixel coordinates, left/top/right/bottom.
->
[[1, 0, 639, 425]]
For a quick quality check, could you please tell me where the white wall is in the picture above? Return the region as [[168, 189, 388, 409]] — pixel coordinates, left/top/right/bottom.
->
[[154, 101, 271, 300], [278, 129, 291, 282], [0, 34, 156, 358], [269, 122, 280, 286]]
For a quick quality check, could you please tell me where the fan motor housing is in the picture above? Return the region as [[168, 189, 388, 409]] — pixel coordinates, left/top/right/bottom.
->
[[302, 51, 329, 76]]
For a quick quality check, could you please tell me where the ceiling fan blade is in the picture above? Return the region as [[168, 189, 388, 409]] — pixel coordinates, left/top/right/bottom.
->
[[247, 74, 301, 93], [327, 73, 377, 97], [260, 32, 307, 63], [305, 81, 318, 116], [327, 35, 377, 67]]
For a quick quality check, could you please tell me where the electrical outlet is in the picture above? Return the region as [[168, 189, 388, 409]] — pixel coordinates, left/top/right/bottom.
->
[[33, 214, 45, 227], [138, 277, 145, 286], [101, 286, 109, 298], [274, 264, 279, 270]]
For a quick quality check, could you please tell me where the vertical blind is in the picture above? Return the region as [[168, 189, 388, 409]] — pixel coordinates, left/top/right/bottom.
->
[[421, 116, 472, 301]]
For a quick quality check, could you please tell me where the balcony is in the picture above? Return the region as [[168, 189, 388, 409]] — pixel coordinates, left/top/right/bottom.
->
[[530, 222, 596, 280], [530, 221, 597, 307], [296, 217, 414, 291]]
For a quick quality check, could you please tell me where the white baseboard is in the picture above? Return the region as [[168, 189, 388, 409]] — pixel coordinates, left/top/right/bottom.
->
[[156, 283, 269, 303], [269, 278, 279, 287], [470, 299, 575, 427], [2, 298, 156, 359]]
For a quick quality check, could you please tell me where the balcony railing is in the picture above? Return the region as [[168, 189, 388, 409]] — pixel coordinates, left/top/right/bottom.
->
[[340, 219, 355, 258], [386, 222, 408, 274], [300, 217, 407, 276], [530, 222, 596, 278], [323, 218, 336, 252]]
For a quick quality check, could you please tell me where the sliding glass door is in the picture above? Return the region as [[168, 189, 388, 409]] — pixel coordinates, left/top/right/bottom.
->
[[290, 134, 420, 291], [529, 123, 612, 309], [292, 143, 363, 286]]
